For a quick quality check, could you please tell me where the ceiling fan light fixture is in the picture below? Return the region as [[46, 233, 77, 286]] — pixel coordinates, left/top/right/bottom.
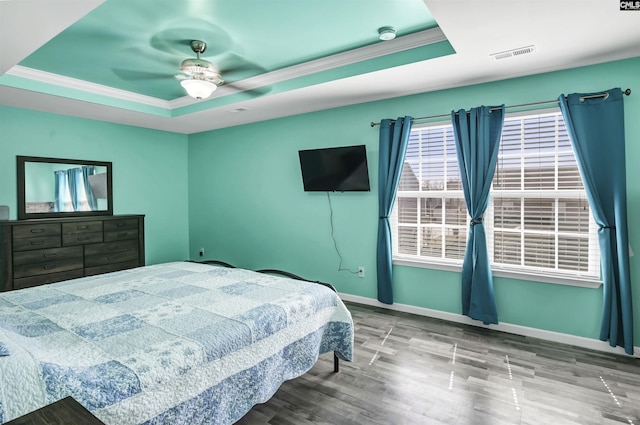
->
[[180, 59, 220, 78], [181, 78, 217, 100]]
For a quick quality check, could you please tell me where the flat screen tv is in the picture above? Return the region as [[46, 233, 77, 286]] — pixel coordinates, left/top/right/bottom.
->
[[298, 144, 370, 192]]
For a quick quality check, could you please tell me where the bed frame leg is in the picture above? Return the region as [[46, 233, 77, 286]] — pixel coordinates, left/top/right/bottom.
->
[[333, 353, 339, 373]]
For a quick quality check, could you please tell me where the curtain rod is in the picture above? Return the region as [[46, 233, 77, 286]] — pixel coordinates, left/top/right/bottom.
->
[[369, 88, 632, 127]]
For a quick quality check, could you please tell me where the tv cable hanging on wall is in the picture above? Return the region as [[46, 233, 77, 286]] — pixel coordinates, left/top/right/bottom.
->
[[326, 192, 359, 276]]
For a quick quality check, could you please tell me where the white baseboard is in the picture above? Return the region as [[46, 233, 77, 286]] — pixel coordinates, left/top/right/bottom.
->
[[339, 293, 640, 358]]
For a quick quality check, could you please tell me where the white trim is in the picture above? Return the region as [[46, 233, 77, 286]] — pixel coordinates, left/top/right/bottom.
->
[[5, 65, 171, 108], [210, 27, 447, 91], [393, 258, 602, 288], [6, 27, 447, 111], [492, 266, 602, 288], [168, 95, 199, 109], [394, 257, 461, 272], [339, 293, 639, 358]]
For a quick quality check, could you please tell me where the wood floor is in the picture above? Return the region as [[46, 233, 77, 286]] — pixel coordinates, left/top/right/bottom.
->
[[236, 302, 640, 425]]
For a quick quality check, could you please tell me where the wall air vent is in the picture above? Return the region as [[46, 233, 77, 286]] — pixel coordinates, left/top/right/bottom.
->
[[490, 45, 536, 60]]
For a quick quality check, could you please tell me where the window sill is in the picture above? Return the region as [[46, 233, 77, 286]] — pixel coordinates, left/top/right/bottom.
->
[[392, 257, 603, 289]]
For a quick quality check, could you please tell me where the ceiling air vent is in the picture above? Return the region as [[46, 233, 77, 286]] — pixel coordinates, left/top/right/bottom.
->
[[490, 45, 536, 61]]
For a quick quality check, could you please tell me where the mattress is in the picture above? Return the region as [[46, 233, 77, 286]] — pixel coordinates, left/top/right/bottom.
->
[[0, 261, 353, 424]]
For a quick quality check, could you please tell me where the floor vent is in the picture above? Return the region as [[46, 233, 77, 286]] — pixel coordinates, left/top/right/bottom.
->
[[491, 45, 536, 60]]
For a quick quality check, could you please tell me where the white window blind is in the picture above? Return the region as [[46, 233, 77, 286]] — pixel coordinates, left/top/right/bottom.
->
[[392, 110, 600, 282]]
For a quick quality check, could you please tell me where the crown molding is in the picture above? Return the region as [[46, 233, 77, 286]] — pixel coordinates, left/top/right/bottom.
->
[[7, 27, 447, 113], [205, 27, 448, 99], [5, 65, 171, 108]]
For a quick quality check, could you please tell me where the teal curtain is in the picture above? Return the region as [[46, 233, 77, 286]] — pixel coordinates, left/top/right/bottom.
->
[[377, 116, 413, 304], [82, 166, 98, 211], [67, 168, 83, 211], [558, 88, 634, 355], [451, 105, 505, 325], [54, 170, 67, 212]]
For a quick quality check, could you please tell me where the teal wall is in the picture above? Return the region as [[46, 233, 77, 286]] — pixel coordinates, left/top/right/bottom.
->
[[188, 57, 640, 344], [1, 56, 637, 347], [24, 162, 57, 202], [0, 107, 190, 264]]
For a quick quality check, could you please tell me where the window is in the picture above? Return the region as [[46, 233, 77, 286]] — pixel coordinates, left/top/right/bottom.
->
[[392, 110, 600, 283]]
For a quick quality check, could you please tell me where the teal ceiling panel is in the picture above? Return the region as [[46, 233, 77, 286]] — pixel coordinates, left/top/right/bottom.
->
[[17, 0, 439, 102]]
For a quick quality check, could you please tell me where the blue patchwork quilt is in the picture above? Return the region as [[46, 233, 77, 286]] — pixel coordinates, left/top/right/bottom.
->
[[0, 262, 353, 424]]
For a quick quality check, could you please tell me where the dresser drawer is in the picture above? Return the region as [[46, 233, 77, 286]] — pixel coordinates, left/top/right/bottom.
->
[[13, 223, 60, 239], [13, 246, 83, 266], [103, 218, 139, 242], [13, 258, 84, 279], [13, 236, 61, 252], [84, 240, 138, 256], [62, 221, 103, 235], [104, 228, 138, 242], [63, 232, 103, 246], [85, 260, 140, 277], [104, 218, 138, 232], [85, 240, 139, 268], [13, 269, 85, 291], [85, 250, 139, 268], [62, 221, 104, 246]]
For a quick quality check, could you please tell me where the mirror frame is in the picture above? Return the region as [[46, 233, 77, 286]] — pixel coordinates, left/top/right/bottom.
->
[[17, 155, 113, 220]]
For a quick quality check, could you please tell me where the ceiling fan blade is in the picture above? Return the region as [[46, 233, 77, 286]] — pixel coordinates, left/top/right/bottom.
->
[[112, 68, 173, 81], [216, 53, 268, 82], [111, 45, 180, 77], [222, 81, 272, 98]]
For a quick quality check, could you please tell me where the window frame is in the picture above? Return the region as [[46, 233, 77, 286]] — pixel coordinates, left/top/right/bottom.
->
[[391, 110, 602, 289]]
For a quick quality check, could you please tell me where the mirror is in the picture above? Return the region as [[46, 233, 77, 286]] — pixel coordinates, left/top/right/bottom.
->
[[17, 156, 113, 220]]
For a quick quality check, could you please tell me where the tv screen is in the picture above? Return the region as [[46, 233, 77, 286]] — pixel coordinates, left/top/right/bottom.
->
[[298, 145, 370, 192]]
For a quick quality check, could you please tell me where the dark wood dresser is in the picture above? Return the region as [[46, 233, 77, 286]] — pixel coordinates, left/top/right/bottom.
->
[[0, 215, 144, 292]]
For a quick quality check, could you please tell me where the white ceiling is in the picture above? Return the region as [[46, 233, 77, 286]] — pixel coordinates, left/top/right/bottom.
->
[[1, 0, 639, 134]]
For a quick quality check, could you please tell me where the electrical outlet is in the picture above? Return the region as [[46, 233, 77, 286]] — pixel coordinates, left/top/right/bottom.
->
[[199, 248, 205, 257], [358, 266, 365, 278]]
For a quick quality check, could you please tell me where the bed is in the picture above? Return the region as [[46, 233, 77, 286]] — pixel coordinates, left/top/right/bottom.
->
[[0, 261, 354, 424]]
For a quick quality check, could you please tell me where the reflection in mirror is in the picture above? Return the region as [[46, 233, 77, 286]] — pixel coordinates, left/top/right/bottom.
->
[[25, 162, 109, 213], [17, 156, 113, 220]]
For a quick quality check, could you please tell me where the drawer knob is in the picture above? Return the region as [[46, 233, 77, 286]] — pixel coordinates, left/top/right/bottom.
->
[[77, 225, 88, 230], [43, 253, 57, 258], [30, 228, 44, 233], [30, 240, 44, 246]]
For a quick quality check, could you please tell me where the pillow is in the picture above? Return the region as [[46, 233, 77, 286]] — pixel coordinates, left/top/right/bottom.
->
[[0, 341, 9, 356]]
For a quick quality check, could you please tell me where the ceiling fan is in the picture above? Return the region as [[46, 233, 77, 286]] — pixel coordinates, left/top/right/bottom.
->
[[175, 40, 224, 100], [112, 29, 272, 101]]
